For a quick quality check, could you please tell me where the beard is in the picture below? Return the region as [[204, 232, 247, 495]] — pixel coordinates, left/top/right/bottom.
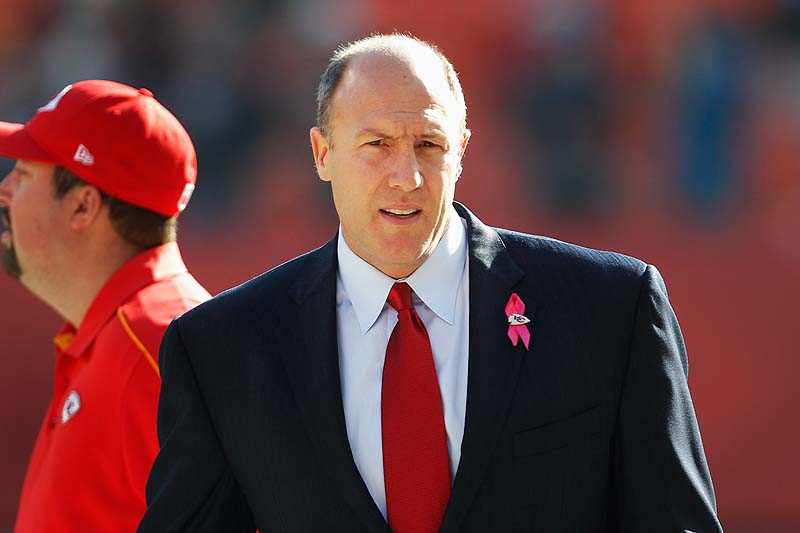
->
[[1, 207, 21, 279], [2, 243, 22, 279]]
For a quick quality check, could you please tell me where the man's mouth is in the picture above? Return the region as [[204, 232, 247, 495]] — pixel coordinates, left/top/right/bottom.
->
[[380, 208, 420, 218]]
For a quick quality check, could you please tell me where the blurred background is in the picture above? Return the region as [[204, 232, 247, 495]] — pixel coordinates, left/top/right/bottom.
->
[[0, 0, 798, 530]]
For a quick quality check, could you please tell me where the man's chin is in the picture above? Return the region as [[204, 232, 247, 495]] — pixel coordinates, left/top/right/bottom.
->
[[2, 246, 22, 279]]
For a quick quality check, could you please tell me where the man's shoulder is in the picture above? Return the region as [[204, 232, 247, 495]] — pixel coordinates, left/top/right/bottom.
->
[[484, 226, 653, 317], [178, 239, 335, 325], [115, 271, 211, 358], [493, 226, 647, 281], [456, 202, 647, 282]]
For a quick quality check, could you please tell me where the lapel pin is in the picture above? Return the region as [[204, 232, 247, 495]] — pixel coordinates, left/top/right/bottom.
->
[[505, 293, 531, 350]]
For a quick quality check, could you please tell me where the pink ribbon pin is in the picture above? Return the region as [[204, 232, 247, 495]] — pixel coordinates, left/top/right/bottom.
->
[[505, 293, 531, 350]]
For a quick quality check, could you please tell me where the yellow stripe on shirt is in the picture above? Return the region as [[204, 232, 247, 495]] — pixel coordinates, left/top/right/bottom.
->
[[116, 307, 161, 379]]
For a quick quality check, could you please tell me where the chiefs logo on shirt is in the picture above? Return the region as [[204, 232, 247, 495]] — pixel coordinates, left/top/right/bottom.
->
[[61, 391, 81, 424]]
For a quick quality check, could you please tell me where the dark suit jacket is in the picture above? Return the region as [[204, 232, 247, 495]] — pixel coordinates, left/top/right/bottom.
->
[[139, 203, 722, 532]]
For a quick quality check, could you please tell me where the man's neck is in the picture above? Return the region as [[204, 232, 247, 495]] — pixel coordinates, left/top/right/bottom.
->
[[27, 240, 144, 328]]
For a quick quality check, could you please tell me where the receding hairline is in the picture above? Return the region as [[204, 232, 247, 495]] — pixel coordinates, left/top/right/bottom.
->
[[316, 33, 467, 139], [331, 33, 446, 65]]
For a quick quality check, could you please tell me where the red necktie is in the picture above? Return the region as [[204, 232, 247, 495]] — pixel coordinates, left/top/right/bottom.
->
[[382, 282, 451, 533]]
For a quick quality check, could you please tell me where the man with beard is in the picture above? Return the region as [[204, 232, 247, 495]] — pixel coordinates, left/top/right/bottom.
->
[[139, 34, 722, 532], [0, 80, 210, 532]]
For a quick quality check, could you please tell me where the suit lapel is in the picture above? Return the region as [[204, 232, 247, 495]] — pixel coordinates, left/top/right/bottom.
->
[[440, 203, 530, 533], [279, 237, 390, 533]]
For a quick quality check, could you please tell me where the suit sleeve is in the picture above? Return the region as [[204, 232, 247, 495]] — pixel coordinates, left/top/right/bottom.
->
[[137, 319, 256, 533], [611, 265, 723, 532]]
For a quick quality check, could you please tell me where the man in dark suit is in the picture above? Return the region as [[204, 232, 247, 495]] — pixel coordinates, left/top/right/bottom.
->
[[139, 33, 722, 532]]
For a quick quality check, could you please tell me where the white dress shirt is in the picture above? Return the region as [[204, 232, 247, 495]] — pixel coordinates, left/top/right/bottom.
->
[[336, 208, 470, 519]]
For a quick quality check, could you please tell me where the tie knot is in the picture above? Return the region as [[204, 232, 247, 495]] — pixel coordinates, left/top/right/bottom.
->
[[387, 282, 414, 311]]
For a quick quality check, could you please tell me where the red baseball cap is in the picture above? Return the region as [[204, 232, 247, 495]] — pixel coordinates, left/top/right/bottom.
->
[[0, 80, 197, 217]]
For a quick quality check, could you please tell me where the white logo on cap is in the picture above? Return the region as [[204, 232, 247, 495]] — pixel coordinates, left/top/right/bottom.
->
[[61, 390, 81, 424], [177, 183, 195, 212], [73, 144, 95, 166], [38, 85, 72, 113]]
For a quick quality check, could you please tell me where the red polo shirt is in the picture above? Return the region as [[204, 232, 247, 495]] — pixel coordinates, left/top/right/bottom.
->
[[14, 242, 211, 533]]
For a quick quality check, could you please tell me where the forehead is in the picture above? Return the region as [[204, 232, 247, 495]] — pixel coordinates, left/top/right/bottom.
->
[[15, 160, 54, 175], [329, 52, 461, 134]]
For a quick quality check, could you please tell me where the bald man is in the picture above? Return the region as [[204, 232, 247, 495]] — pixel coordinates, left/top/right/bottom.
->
[[139, 34, 721, 533]]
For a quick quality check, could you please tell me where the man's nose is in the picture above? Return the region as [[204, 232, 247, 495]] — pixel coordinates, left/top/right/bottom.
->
[[387, 147, 423, 192]]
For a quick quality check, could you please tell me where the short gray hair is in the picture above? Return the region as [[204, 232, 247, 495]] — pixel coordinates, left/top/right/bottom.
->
[[316, 33, 467, 138]]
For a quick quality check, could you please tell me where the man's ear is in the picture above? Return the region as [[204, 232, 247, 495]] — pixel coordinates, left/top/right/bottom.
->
[[459, 128, 471, 159], [310, 127, 331, 182], [454, 129, 471, 181], [68, 184, 105, 231]]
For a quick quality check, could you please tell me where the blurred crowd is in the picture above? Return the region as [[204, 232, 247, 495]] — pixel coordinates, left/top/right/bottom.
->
[[504, 0, 800, 236], [0, 0, 798, 254]]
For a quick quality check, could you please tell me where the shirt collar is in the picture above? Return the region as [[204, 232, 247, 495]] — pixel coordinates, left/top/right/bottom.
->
[[337, 207, 467, 335], [55, 242, 189, 358]]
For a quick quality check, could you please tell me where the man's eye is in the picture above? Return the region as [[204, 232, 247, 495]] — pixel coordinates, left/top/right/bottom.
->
[[367, 140, 383, 146], [420, 140, 439, 148]]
